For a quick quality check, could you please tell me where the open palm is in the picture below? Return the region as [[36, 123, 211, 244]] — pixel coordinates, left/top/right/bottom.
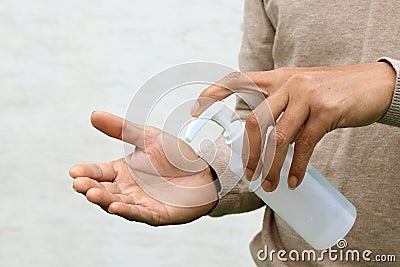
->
[[69, 111, 218, 225]]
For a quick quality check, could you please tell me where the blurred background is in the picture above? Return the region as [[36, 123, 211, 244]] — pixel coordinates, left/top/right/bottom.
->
[[0, 0, 264, 266]]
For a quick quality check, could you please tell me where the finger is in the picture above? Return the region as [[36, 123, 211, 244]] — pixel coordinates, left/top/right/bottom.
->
[[73, 176, 120, 194], [69, 162, 116, 182], [73, 176, 136, 201], [243, 88, 288, 182], [73, 177, 105, 194], [91, 111, 125, 140], [261, 128, 276, 187], [91, 111, 147, 148], [108, 202, 159, 225], [86, 187, 122, 210], [242, 100, 275, 180], [261, 93, 310, 191], [288, 119, 326, 189], [191, 72, 269, 116]]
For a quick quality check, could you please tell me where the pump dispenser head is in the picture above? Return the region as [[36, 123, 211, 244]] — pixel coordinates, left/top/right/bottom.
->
[[185, 101, 235, 142]]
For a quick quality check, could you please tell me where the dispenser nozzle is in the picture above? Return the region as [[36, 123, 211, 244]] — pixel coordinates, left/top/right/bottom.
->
[[185, 101, 235, 143]]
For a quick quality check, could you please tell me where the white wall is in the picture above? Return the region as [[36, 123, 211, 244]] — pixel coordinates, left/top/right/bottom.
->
[[0, 1, 264, 266]]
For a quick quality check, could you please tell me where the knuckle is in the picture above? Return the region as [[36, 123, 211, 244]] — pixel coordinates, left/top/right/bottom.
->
[[225, 71, 242, 83], [276, 66, 294, 74], [295, 138, 314, 160], [86, 188, 100, 199], [271, 130, 288, 149], [287, 73, 316, 92], [248, 150, 262, 165], [321, 99, 341, 115], [310, 98, 341, 121], [306, 85, 319, 95], [290, 73, 313, 83], [203, 86, 222, 99], [221, 72, 245, 91], [245, 112, 261, 130], [286, 73, 327, 99]]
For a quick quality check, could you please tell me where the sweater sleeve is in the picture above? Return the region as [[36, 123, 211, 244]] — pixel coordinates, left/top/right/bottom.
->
[[201, 136, 265, 217], [377, 57, 400, 127], [204, 0, 276, 217]]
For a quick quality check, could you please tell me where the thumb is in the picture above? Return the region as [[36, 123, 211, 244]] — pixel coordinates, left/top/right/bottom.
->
[[91, 111, 146, 148]]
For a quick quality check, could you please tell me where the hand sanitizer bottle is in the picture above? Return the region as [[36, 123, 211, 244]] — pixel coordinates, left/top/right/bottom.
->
[[185, 101, 356, 250]]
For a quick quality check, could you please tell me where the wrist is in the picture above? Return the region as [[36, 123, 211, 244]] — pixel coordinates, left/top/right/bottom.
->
[[203, 166, 220, 214]]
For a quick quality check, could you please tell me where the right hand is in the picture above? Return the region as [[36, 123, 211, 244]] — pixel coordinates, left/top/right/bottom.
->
[[69, 111, 218, 226], [191, 63, 395, 191]]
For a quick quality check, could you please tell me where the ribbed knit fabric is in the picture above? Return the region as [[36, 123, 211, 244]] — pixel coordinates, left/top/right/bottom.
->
[[378, 57, 400, 127]]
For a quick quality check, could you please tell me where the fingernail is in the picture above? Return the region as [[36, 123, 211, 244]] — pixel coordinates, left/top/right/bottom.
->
[[262, 180, 273, 192], [244, 168, 254, 181], [288, 175, 298, 190], [190, 100, 200, 116]]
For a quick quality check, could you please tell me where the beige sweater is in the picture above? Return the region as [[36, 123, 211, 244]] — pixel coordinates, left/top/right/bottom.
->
[[206, 1, 400, 266]]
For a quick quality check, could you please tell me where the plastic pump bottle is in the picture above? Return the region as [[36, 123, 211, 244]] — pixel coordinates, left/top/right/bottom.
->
[[185, 101, 356, 250]]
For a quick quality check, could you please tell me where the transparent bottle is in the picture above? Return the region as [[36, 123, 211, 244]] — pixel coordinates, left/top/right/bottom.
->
[[185, 101, 357, 250]]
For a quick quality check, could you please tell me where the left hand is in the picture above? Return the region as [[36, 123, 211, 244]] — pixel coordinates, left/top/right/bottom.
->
[[190, 62, 395, 191], [70, 111, 217, 225]]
